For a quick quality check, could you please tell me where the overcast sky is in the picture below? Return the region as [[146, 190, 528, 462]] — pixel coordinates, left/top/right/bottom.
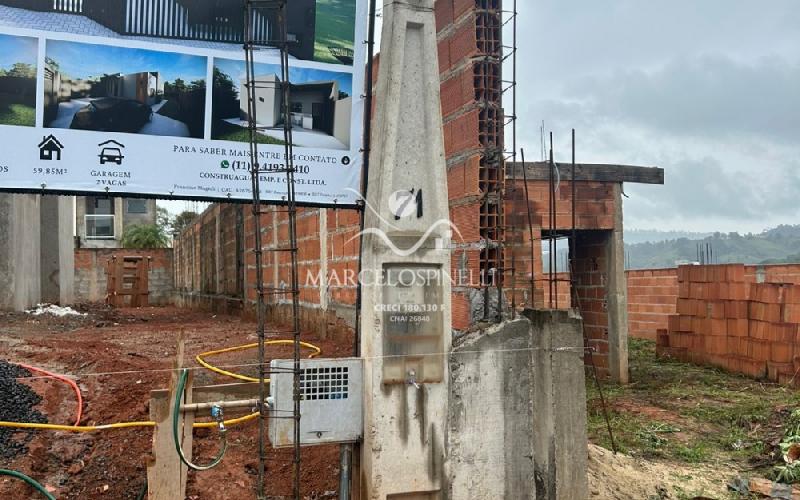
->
[[514, 1, 800, 233]]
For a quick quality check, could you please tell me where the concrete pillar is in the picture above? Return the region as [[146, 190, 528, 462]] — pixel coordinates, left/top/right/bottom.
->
[[527, 309, 588, 500], [606, 184, 629, 383], [39, 195, 75, 305], [359, 0, 451, 496], [0, 194, 42, 310], [448, 319, 535, 499], [114, 198, 124, 242]]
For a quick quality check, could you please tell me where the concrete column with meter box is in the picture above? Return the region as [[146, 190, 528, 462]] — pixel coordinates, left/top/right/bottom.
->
[[359, 0, 452, 497]]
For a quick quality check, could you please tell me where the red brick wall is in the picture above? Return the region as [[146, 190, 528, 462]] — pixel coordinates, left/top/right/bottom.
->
[[572, 232, 611, 374], [626, 264, 800, 342], [625, 268, 679, 340], [74, 248, 173, 304], [656, 263, 800, 385]]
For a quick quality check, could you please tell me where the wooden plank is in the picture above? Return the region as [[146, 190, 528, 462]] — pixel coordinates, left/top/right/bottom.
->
[[140, 258, 150, 307], [147, 330, 188, 500], [180, 368, 193, 495], [192, 382, 260, 403], [508, 161, 664, 184], [151, 382, 260, 406]]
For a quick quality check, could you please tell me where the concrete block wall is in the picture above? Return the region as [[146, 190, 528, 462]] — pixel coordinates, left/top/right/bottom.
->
[[656, 263, 800, 384], [74, 248, 174, 305]]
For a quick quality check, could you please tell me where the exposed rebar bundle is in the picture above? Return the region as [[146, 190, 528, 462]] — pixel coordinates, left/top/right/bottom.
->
[[243, 1, 302, 497]]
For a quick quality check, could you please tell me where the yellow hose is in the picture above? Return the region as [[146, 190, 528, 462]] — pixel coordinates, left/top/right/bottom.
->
[[0, 413, 259, 433], [1, 338, 321, 433], [195, 340, 321, 383]]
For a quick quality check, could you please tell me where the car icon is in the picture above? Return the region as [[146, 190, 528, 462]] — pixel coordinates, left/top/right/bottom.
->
[[99, 147, 124, 165]]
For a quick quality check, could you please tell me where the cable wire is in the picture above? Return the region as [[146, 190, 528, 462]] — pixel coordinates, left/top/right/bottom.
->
[[172, 369, 227, 471], [195, 340, 320, 382], [0, 469, 56, 500]]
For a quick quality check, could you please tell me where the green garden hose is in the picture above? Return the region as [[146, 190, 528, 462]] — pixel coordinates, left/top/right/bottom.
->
[[172, 368, 227, 471], [0, 469, 56, 500]]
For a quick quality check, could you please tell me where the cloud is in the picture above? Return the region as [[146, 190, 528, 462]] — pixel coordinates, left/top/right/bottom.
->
[[562, 55, 800, 144]]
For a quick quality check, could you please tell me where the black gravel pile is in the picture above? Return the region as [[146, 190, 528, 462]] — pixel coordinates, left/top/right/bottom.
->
[[0, 360, 47, 459]]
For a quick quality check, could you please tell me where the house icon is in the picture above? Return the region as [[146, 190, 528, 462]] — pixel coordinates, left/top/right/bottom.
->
[[38, 135, 64, 161]]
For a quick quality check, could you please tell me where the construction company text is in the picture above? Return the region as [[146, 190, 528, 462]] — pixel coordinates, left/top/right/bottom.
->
[[0, 0, 367, 206]]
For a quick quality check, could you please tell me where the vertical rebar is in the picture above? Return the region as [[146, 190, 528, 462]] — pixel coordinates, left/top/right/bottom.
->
[[242, 2, 267, 496], [571, 129, 576, 303], [520, 148, 535, 307], [507, 0, 517, 317], [548, 132, 555, 308], [244, 2, 301, 497]]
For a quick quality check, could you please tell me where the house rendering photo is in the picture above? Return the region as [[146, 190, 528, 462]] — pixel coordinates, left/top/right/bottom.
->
[[0, 32, 37, 127], [43, 40, 207, 138], [0, 0, 348, 64], [212, 58, 353, 150]]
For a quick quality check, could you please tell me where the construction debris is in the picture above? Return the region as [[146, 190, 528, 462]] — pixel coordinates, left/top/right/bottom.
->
[[25, 304, 87, 317], [0, 361, 47, 459]]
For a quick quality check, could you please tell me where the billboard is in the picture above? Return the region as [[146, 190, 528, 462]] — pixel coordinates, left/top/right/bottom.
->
[[0, 0, 366, 206]]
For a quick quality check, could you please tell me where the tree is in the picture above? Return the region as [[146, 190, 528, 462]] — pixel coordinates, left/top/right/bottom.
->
[[45, 57, 59, 72], [172, 211, 199, 234], [7, 62, 35, 79], [212, 67, 239, 118], [156, 206, 171, 231], [121, 224, 169, 248]]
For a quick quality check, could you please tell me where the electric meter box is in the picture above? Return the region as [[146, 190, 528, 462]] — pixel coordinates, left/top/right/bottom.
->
[[269, 357, 363, 447]]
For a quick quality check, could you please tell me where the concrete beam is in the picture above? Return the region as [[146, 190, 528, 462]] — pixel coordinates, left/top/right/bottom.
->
[[509, 161, 664, 185]]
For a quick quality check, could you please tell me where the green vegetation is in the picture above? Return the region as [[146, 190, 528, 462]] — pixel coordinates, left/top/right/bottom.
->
[[121, 224, 169, 248], [0, 62, 36, 79], [626, 224, 800, 268], [0, 102, 34, 127], [314, 0, 356, 64], [212, 120, 287, 145], [171, 210, 199, 234], [587, 338, 800, 475]]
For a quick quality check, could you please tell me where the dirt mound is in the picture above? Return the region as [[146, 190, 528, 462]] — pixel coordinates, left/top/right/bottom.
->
[[588, 444, 729, 499]]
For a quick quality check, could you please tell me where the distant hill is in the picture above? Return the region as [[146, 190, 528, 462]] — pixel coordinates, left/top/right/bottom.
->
[[624, 229, 713, 245], [624, 225, 800, 269]]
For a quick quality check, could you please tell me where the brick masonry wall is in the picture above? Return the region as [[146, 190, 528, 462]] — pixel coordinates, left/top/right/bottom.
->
[[626, 263, 800, 342], [625, 268, 679, 340], [656, 263, 800, 385], [74, 248, 173, 305]]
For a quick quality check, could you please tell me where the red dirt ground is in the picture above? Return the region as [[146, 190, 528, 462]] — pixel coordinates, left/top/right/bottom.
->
[[0, 305, 353, 499]]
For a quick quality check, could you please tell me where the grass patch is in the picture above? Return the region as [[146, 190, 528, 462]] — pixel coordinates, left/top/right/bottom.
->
[[314, 0, 356, 64], [587, 338, 800, 473], [211, 120, 287, 145], [0, 103, 35, 127]]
